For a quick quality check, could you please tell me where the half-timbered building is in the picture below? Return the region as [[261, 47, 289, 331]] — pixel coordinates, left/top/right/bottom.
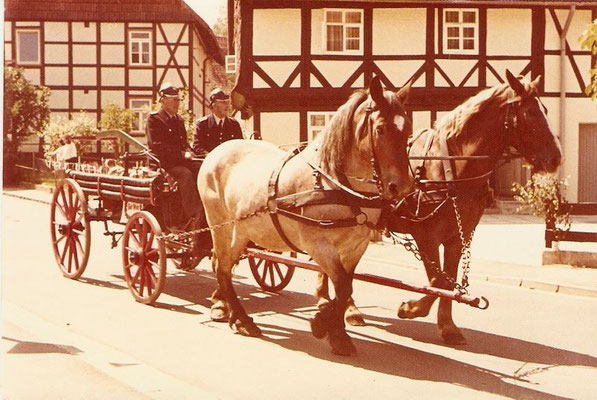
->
[[4, 0, 223, 139], [228, 0, 597, 202]]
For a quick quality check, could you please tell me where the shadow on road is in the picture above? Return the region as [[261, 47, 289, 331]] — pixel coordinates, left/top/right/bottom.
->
[[127, 266, 596, 399]]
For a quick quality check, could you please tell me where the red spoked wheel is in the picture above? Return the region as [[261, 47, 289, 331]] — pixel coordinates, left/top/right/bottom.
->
[[248, 252, 296, 292], [122, 211, 166, 304], [50, 179, 91, 279]]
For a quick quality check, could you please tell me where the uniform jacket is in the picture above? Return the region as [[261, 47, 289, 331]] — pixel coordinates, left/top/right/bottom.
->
[[145, 109, 189, 170], [192, 115, 243, 155]]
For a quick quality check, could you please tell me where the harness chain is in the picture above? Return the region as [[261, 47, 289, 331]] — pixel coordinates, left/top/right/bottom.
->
[[450, 196, 476, 294], [157, 205, 270, 242], [387, 195, 475, 295]]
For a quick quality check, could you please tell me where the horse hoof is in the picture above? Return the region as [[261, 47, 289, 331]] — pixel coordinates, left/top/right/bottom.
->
[[234, 320, 262, 337], [397, 301, 429, 319], [329, 333, 357, 356], [210, 305, 229, 322], [442, 332, 467, 346], [345, 310, 366, 326], [397, 302, 415, 319], [317, 298, 330, 309], [310, 314, 327, 339]]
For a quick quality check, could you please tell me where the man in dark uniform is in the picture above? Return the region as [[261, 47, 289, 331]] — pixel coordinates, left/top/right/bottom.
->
[[192, 88, 243, 156], [146, 82, 201, 225]]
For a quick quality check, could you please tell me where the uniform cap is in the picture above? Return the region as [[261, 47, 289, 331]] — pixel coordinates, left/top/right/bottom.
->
[[209, 88, 230, 103], [159, 82, 181, 98]]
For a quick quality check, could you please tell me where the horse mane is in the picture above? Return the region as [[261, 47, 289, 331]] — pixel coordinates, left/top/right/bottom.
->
[[434, 79, 536, 139], [319, 90, 368, 174], [318, 89, 406, 174]]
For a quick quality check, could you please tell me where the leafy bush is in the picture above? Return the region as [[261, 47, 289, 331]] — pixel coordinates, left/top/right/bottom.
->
[[3, 66, 50, 184], [41, 112, 97, 151], [580, 19, 597, 101], [512, 171, 570, 230], [99, 103, 133, 133]]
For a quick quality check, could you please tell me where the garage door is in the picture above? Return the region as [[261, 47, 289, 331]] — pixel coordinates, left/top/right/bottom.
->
[[579, 123, 597, 202]]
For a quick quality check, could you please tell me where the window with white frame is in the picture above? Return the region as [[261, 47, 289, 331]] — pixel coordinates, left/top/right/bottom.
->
[[129, 31, 152, 65], [323, 9, 363, 53], [16, 29, 40, 64], [443, 9, 478, 54], [225, 55, 237, 74], [308, 112, 335, 141], [130, 99, 152, 133]]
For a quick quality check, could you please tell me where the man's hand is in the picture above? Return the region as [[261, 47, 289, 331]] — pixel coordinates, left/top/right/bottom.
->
[[159, 169, 178, 192]]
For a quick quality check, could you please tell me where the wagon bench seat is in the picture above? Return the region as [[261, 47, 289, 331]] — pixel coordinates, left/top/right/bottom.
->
[[66, 170, 165, 206]]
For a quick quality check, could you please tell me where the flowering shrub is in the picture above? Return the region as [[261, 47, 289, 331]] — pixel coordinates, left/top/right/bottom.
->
[[512, 171, 570, 230]]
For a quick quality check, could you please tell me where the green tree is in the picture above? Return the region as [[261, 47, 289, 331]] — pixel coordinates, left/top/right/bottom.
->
[[3, 66, 50, 184], [580, 18, 597, 100], [99, 103, 134, 133], [212, 4, 228, 36], [41, 112, 97, 157]]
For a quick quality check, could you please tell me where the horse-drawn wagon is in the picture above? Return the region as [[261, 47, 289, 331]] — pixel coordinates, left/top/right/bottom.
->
[[49, 71, 562, 354]]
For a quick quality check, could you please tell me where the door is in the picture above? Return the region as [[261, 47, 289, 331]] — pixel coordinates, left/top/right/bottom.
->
[[579, 123, 597, 202]]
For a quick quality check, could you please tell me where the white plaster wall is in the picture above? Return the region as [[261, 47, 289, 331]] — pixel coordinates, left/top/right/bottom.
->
[[412, 111, 432, 133], [22, 68, 40, 85], [540, 97, 597, 202], [311, 9, 324, 55], [73, 44, 97, 64], [101, 91, 125, 108], [72, 22, 96, 42], [129, 23, 152, 28], [255, 61, 299, 87], [487, 9, 531, 55], [158, 23, 186, 43], [545, 9, 593, 51], [260, 112, 300, 145], [44, 44, 69, 64], [129, 69, 153, 87], [5, 44, 12, 61], [101, 44, 125, 64], [100, 23, 124, 42], [375, 60, 426, 87], [157, 44, 189, 65], [312, 60, 362, 87], [101, 68, 125, 86], [48, 90, 69, 109], [544, 54, 591, 94], [435, 59, 478, 87], [73, 90, 97, 109], [191, 29, 207, 117], [44, 22, 68, 42], [486, 60, 531, 86], [372, 8, 426, 55], [254, 9, 301, 55], [15, 22, 40, 27], [44, 66, 69, 85], [5, 22, 12, 41], [73, 67, 97, 86], [159, 68, 188, 88]]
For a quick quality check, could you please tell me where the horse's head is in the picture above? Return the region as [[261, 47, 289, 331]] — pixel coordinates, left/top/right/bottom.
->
[[358, 76, 415, 200], [504, 70, 562, 173]]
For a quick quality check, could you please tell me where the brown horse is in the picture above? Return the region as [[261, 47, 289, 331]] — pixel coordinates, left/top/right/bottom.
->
[[197, 77, 414, 355], [316, 70, 562, 345]]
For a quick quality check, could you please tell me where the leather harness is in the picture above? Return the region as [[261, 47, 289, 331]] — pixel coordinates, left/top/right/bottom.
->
[[266, 102, 385, 253]]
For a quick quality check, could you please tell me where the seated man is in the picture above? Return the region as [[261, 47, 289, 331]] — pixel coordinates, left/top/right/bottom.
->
[[192, 88, 243, 156], [145, 82, 200, 228]]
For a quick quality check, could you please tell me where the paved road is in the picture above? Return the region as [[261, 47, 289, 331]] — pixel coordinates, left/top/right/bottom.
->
[[2, 194, 597, 399]]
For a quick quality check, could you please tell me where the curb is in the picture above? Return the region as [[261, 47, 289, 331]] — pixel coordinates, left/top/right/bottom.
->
[[5, 189, 597, 299], [361, 253, 597, 299]]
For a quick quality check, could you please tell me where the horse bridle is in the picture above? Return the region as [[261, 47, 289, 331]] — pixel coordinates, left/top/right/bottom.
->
[[503, 93, 548, 160]]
